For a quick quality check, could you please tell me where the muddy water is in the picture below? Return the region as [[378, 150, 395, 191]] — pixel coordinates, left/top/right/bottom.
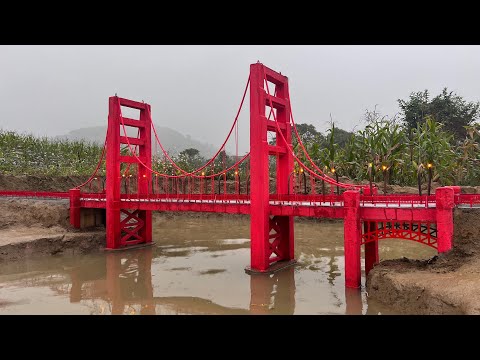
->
[[0, 217, 436, 315]]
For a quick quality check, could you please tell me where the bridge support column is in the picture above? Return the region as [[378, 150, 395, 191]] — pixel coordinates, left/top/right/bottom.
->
[[105, 96, 153, 250], [436, 187, 454, 253], [363, 186, 378, 276], [106, 201, 121, 249], [69, 188, 81, 229], [246, 62, 295, 274], [344, 190, 361, 288]]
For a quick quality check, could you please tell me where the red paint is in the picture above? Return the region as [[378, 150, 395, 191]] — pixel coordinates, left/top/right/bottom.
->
[[249, 63, 270, 271], [106, 97, 121, 249], [69, 188, 81, 228], [0, 191, 69, 198], [249, 63, 294, 271], [362, 220, 438, 249], [105, 96, 153, 249], [364, 222, 379, 276], [344, 190, 361, 288], [271, 64, 294, 264], [436, 187, 454, 253], [362, 186, 379, 276]]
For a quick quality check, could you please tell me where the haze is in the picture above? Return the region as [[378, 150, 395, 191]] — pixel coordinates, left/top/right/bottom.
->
[[1, 45, 480, 154]]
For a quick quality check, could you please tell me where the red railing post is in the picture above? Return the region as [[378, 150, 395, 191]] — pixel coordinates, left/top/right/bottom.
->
[[344, 190, 361, 288], [436, 187, 455, 253]]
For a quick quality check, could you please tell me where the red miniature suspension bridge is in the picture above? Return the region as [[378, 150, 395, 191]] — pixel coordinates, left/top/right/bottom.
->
[[2, 62, 480, 289]]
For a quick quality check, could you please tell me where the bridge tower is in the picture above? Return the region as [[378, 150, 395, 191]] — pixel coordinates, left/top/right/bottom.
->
[[105, 96, 152, 249], [246, 63, 295, 273]]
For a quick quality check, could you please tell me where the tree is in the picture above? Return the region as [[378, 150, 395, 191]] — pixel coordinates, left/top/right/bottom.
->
[[397, 90, 430, 131], [429, 89, 479, 141], [180, 148, 200, 159], [398, 88, 480, 141], [294, 123, 324, 144]]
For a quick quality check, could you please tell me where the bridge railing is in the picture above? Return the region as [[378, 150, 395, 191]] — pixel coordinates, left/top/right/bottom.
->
[[360, 195, 436, 207], [6, 190, 480, 208], [0, 191, 70, 199], [454, 194, 480, 208], [270, 194, 344, 205]]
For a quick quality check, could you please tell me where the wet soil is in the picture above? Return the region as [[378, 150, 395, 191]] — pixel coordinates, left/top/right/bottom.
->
[[367, 208, 480, 314], [0, 198, 105, 262]]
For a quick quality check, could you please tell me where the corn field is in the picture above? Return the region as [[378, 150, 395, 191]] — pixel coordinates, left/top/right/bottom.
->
[[293, 114, 480, 190], [0, 130, 105, 176], [3, 116, 480, 191]]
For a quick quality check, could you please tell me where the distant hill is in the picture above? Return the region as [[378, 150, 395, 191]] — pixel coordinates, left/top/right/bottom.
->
[[57, 125, 217, 158]]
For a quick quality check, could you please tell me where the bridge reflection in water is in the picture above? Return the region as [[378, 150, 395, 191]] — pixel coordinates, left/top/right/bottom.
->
[[67, 247, 367, 315]]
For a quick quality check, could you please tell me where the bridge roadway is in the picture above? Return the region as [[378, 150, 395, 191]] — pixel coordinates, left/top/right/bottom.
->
[[2, 191, 480, 223], [79, 193, 440, 222]]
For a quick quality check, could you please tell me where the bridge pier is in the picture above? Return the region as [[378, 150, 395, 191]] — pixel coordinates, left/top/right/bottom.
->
[[363, 186, 379, 276], [344, 190, 362, 288], [436, 187, 455, 253], [69, 188, 81, 229]]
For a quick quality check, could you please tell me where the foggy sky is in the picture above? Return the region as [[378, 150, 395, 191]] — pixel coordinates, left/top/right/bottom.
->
[[2, 45, 480, 154]]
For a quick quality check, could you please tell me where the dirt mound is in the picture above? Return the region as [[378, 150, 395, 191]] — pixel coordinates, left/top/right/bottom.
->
[[0, 198, 71, 229], [367, 207, 480, 314]]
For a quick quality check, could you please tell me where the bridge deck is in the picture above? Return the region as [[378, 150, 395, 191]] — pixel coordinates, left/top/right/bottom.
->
[[2, 191, 479, 223], [79, 196, 438, 221]]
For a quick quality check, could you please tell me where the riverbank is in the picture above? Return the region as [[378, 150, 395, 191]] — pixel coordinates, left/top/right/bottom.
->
[[0, 198, 105, 262], [367, 207, 480, 314]]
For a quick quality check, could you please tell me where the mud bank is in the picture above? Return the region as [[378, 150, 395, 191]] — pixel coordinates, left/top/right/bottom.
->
[[367, 208, 480, 314], [0, 198, 105, 262]]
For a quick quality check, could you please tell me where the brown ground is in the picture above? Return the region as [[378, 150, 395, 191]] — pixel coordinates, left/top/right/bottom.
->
[[367, 208, 480, 314], [0, 197, 104, 262]]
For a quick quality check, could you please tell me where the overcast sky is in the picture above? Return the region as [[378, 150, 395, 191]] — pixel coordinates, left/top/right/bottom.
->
[[2, 45, 480, 154]]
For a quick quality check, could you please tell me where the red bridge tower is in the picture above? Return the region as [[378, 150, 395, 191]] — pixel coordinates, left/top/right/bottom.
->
[[105, 97, 153, 249]]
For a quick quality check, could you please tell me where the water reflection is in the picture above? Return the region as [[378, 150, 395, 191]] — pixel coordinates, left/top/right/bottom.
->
[[344, 288, 363, 315], [67, 247, 295, 315], [0, 219, 437, 315], [65, 247, 367, 315], [249, 269, 296, 315]]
